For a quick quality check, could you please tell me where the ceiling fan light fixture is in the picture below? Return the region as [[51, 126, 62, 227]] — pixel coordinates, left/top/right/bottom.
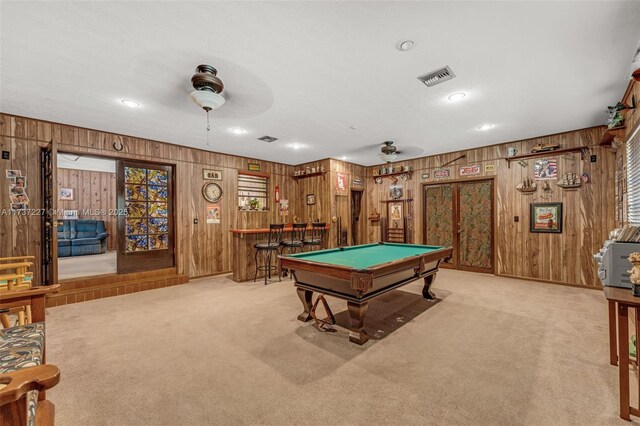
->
[[189, 90, 225, 111], [380, 141, 399, 163]]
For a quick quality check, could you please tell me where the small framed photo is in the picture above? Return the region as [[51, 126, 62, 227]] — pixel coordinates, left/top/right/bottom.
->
[[11, 203, 26, 211], [306, 194, 315, 205], [59, 188, 74, 201], [530, 202, 562, 233], [5, 170, 21, 178], [14, 176, 26, 188], [203, 169, 222, 180], [63, 210, 78, 219]]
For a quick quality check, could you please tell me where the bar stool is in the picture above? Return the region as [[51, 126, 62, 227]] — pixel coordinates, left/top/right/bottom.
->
[[302, 222, 326, 251], [254, 224, 284, 285], [281, 223, 307, 255], [280, 223, 307, 278]]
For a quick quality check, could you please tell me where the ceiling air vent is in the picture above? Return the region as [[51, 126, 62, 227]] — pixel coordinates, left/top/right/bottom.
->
[[417, 65, 456, 87], [257, 135, 278, 143]]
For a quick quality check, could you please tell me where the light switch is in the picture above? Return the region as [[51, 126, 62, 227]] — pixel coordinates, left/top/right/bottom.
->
[[193, 218, 198, 224]]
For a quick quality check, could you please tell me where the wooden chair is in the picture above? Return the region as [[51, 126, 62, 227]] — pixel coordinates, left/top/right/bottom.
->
[[0, 285, 60, 426], [0, 256, 35, 291]]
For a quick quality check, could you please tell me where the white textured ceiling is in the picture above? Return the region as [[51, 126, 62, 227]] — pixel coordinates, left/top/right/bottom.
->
[[2, 1, 640, 166]]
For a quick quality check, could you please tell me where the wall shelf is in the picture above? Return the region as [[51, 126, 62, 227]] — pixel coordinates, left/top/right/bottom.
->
[[505, 146, 589, 168], [292, 171, 326, 181], [599, 125, 627, 146], [373, 171, 413, 182]]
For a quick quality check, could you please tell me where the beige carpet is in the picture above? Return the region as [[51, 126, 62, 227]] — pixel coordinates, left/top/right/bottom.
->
[[58, 250, 117, 280], [45, 270, 626, 425]]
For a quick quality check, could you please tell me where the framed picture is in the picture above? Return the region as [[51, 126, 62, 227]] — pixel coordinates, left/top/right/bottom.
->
[[63, 210, 78, 219], [5, 170, 21, 178], [388, 202, 404, 229], [534, 158, 558, 180], [59, 188, 74, 200], [530, 202, 562, 233], [306, 194, 315, 205], [203, 169, 222, 180], [248, 163, 261, 172]]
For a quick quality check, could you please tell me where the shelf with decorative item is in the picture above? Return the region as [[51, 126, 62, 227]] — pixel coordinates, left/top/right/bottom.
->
[[505, 146, 589, 168], [292, 171, 326, 181], [372, 171, 413, 183], [599, 125, 626, 146], [557, 183, 582, 190], [516, 185, 537, 194]]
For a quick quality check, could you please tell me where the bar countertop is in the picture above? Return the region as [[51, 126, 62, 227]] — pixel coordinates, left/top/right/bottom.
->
[[229, 224, 330, 235]]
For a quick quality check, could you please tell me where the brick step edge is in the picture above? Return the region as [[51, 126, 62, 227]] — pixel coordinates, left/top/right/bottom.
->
[[47, 274, 189, 307]]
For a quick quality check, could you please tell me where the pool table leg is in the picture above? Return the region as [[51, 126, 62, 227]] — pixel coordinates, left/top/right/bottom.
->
[[422, 274, 437, 300], [347, 301, 369, 345], [297, 288, 313, 322]]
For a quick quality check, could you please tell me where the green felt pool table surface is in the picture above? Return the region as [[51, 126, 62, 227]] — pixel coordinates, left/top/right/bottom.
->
[[286, 243, 445, 269]]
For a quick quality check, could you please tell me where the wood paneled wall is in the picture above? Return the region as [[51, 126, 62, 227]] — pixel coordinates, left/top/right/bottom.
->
[[363, 127, 615, 288], [0, 113, 296, 282], [617, 75, 640, 226], [0, 112, 618, 289], [56, 168, 117, 250]]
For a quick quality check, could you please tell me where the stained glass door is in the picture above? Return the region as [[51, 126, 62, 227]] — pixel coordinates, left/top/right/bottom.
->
[[117, 161, 174, 273], [423, 179, 494, 273]]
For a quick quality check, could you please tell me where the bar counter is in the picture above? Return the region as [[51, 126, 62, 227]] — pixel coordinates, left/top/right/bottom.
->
[[229, 224, 330, 282]]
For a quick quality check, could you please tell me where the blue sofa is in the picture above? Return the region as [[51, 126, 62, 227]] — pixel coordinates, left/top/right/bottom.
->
[[57, 219, 109, 257]]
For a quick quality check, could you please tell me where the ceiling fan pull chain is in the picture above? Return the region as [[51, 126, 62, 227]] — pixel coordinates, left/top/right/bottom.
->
[[206, 110, 211, 146]]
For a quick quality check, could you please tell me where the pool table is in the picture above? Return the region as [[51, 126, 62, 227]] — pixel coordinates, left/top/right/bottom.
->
[[279, 242, 453, 345]]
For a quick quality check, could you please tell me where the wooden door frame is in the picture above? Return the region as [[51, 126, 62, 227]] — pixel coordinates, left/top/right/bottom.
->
[[421, 176, 496, 274]]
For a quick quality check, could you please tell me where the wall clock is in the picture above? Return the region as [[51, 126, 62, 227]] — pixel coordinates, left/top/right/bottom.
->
[[202, 182, 223, 202]]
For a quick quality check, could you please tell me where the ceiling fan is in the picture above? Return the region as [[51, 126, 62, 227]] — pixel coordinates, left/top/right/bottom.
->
[[189, 64, 225, 146]]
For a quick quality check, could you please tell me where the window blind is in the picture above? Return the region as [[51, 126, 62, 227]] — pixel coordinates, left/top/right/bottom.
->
[[628, 125, 640, 225]]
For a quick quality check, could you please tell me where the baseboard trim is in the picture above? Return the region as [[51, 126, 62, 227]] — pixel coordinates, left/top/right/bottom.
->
[[495, 273, 602, 291]]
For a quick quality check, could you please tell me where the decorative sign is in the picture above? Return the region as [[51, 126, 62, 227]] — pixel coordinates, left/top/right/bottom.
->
[[484, 164, 496, 173], [202, 169, 222, 180], [336, 173, 346, 191], [352, 178, 363, 186], [2, 151, 9, 160], [433, 168, 451, 179], [534, 158, 557, 180], [206, 204, 221, 224], [421, 173, 429, 179], [530, 202, 562, 233], [248, 163, 261, 172], [459, 164, 481, 176], [306, 194, 315, 205], [279, 199, 289, 216]]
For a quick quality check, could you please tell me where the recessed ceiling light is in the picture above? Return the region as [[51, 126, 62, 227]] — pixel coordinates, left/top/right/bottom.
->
[[120, 99, 140, 108], [477, 124, 496, 131], [228, 127, 247, 135], [447, 92, 466, 102], [396, 40, 415, 51], [288, 143, 305, 150]]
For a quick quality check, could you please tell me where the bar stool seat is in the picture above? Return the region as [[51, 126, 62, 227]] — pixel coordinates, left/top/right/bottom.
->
[[302, 222, 326, 251], [280, 223, 307, 278], [254, 224, 284, 285]]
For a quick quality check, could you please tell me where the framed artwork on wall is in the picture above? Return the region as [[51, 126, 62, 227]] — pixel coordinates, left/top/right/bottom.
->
[[59, 188, 74, 200], [530, 202, 562, 233], [306, 194, 315, 205]]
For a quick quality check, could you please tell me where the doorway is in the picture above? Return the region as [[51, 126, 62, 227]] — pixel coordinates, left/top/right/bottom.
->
[[423, 179, 494, 273], [350, 189, 364, 245]]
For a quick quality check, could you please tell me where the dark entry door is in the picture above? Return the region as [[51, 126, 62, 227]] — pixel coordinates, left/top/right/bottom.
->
[[41, 141, 58, 285], [350, 189, 363, 245], [423, 179, 494, 273], [117, 160, 175, 273]]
